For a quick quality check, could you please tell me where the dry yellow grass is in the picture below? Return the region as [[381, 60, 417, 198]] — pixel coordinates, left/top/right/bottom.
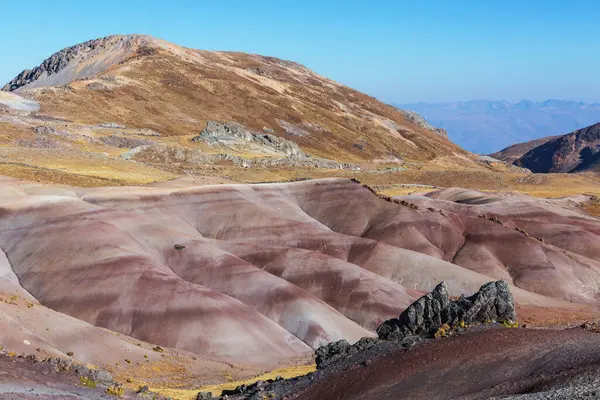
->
[[150, 364, 315, 399], [0, 146, 176, 186]]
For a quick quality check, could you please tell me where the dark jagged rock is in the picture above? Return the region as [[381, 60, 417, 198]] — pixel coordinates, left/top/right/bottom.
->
[[3, 37, 118, 91], [219, 376, 286, 398], [377, 280, 516, 340], [137, 385, 150, 394], [223, 281, 516, 399], [314, 280, 515, 370], [315, 337, 380, 369]]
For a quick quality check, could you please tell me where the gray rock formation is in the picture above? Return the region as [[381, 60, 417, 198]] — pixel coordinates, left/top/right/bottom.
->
[[196, 392, 216, 400], [192, 121, 303, 157], [396, 109, 448, 138], [315, 338, 380, 369], [121, 143, 359, 170], [377, 280, 516, 340], [219, 376, 286, 398], [312, 280, 515, 371], [97, 122, 126, 129], [3, 37, 116, 91]]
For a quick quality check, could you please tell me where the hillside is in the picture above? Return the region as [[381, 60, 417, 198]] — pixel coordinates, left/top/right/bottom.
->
[[512, 122, 600, 173], [396, 100, 600, 154], [490, 135, 560, 164], [2, 176, 600, 391], [3, 35, 597, 198], [2, 34, 461, 166]]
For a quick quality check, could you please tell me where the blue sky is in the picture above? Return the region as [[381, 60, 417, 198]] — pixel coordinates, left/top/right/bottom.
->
[[1, 0, 599, 103]]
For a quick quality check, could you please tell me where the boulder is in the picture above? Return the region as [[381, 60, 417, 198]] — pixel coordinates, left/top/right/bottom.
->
[[377, 280, 516, 340], [315, 337, 380, 369]]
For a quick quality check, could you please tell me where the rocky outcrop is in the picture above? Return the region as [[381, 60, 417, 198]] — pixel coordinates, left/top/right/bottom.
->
[[315, 338, 380, 369], [192, 121, 303, 157], [396, 109, 448, 138], [377, 281, 516, 340], [3, 37, 116, 91], [123, 143, 359, 170], [313, 280, 515, 370]]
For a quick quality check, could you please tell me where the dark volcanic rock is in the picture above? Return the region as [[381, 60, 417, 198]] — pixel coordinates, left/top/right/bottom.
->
[[377, 280, 516, 340], [221, 281, 517, 399], [315, 338, 380, 369]]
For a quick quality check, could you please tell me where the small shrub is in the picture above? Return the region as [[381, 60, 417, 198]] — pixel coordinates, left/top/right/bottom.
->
[[502, 320, 519, 328], [79, 376, 97, 388], [152, 346, 164, 353], [434, 323, 451, 339], [106, 386, 125, 397]]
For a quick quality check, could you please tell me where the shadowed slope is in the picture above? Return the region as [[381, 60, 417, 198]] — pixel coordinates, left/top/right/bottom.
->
[[512, 122, 600, 173]]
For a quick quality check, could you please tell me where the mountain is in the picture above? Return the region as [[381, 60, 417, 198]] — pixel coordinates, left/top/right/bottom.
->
[[489, 135, 561, 164], [2, 34, 460, 167], [396, 100, 600, 154], [505, 122, 600, 173], [3, 34, 600, 399]]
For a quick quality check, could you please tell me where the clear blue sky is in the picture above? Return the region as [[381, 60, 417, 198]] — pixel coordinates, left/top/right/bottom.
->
[[1, 0, 599, 103]]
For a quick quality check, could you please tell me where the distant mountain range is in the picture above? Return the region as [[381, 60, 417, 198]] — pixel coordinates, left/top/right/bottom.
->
[[395, 100, 600, 154]]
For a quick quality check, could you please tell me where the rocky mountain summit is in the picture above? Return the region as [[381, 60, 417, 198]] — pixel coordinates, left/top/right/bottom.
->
[[1, 34, 464, 169], [3, 35, 156, 91]]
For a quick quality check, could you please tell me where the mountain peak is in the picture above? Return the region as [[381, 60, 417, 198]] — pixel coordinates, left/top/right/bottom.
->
[[2, 34, 167, 91], [1, 34, 462, 166]]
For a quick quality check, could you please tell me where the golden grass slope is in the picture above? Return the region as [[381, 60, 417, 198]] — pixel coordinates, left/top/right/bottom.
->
[[12, 34, 463, 163]]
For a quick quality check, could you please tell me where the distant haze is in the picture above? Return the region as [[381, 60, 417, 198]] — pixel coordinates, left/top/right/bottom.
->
[[395, 100, 600, 154]]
